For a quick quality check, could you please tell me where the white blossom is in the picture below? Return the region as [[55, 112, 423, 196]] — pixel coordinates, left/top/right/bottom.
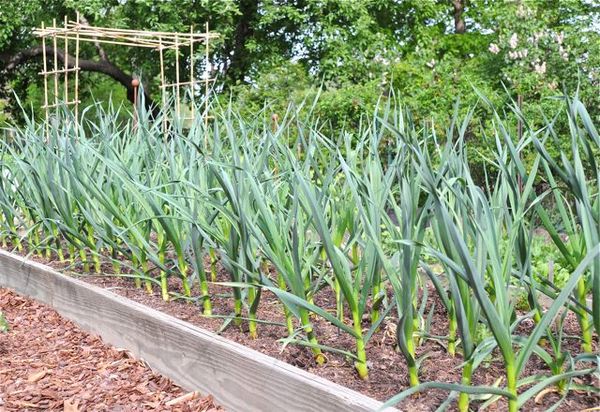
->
[[426, 59, 436, 68], [509, 33, 518, 49], [559, 46, 568, 61], [556, 31, 564, 45], [489, 43, 500, 54], [534, 61, 546, 75], [373, 55, 390, 66]]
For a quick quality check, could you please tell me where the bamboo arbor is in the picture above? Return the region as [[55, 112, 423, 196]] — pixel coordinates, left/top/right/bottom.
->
[[34, 13, 218, 136]]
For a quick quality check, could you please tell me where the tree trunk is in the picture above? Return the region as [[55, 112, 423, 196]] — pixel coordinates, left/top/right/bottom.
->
[[224, 0, 259, 83], [452, 0, 466, 34]]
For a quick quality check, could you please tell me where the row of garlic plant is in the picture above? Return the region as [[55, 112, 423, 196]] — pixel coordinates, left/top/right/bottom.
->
[[0, 94, 598, 410], [380, 95, 599, 411]]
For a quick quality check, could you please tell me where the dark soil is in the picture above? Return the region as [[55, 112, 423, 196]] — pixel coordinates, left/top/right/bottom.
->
[[6, 247, 600, 411], [0, 288, 223, 411]]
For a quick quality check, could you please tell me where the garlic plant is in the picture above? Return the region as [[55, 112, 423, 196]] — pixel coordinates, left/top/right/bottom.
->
[[0, 91, 598, 410]]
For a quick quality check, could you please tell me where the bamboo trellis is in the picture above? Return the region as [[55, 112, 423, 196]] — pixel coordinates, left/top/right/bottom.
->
[[34, 13, 218, 137]]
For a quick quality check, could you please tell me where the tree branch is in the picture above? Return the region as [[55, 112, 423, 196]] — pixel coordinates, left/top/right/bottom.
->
[[0, 45, 158, 116]]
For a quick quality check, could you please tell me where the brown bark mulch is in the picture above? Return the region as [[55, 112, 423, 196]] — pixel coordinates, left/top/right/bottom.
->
[[0, 288, 223, 412], [82, 266, 600, 412], [5, 245, 600, 411]]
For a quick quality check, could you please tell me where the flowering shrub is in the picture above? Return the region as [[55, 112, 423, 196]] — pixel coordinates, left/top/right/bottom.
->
[[490, 2, 598, 101]]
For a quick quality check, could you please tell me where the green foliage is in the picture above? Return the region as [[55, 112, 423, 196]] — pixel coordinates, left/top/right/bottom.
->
[[228, 61, 382, 129], [1, 0, 598, 140], [0, 100, 9, 125], [531, 235, 571, 289], [226, 62, 311, 117], [1, 91, 599, 409], [0, 311, 8, 333]]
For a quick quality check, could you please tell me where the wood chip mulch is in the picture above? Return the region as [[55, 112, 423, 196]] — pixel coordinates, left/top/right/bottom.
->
[[0, 288, 224, 411]]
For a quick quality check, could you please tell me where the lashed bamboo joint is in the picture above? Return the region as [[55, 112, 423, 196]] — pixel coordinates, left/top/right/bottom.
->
[[34, 13, 218, 138]]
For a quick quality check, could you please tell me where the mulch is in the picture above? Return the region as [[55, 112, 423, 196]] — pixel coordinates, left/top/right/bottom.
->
[[0, 288, 223, 412], [81, 265, 600, 412], [5, 246, 600, 411]]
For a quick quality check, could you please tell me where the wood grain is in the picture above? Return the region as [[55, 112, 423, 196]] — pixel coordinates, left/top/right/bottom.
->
[[0, 249, 397, 412]]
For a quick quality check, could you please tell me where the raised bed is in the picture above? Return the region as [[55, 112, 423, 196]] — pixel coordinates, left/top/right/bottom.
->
[[0, 249, 395, 412]]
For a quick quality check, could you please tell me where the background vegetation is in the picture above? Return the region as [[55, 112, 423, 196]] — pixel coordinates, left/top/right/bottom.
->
[[1, 1, 598, 123]]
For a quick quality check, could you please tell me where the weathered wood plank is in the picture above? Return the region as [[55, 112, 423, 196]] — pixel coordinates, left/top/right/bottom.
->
[[0, 249, 396, 412]]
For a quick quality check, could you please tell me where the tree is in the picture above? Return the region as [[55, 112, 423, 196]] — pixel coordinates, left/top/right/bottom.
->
[[452, 0, 466, 34], [0, 0, 598, 129]]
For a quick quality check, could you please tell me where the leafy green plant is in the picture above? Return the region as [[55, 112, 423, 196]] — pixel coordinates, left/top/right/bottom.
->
[[1, 88, 599, 409]]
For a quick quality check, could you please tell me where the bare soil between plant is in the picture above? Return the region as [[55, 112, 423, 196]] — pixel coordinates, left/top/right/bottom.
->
[[0, 287, 223, 411], [5, 248, 600, 411]]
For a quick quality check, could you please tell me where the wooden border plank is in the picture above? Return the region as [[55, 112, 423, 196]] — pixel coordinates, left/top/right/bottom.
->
[[0, 249, 396, 412]]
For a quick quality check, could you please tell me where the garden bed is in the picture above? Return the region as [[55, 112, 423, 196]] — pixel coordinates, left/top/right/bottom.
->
[[2, 247, 599, 411], [0, 287, 221, 411], [0, 249, 390, 412]]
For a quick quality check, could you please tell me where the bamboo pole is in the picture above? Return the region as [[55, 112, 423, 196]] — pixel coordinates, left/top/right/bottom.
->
[[517, 94, 523, 193], [52, 19, 59, 122], [189, 25, 195, 124], [175, 34, 181, 119], [74, 30, 168, 48], [35, 32, 175, 48], [34, 25, 218, 51], [204, 22, 210, 134], [61, 22, 219, 39], [159, 37, 167, 136], [74, 12, 80, 140], [63, 16, 69, 109], [160, 80, 203, 88], [39, 67, 80, 75], [41, 22, 49, 141], [42, 101, 80, 109], [36, 30, 202, 48], [33, 16, 219, 140], [35, 23, 218, 41], [132, 78, 139, 131]]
